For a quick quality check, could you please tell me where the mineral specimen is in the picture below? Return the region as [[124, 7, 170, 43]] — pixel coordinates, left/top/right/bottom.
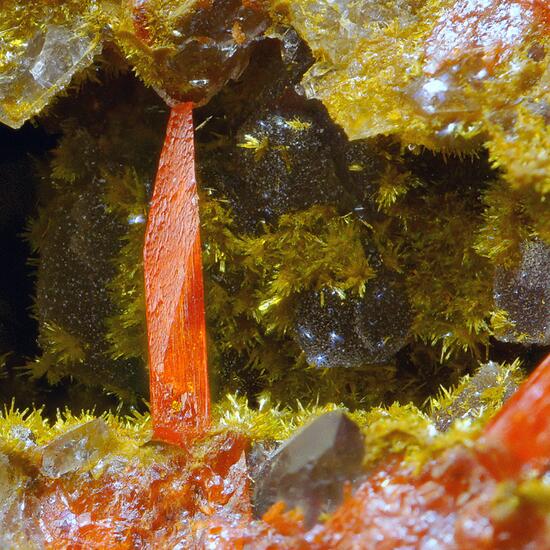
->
[[494, 239, 550, 345], [233, 108, 344, 228], [144, 103, 210, 445], [295, 273, 411, 369], [295, 289, 367, 369], [32, 176, 148, 399], [0, 12, 101, 128], [0, 0, 549, 544], [252, 410, 364, 526], [277, 0, 550, 157], [125, 0, 270, 105], [431, 361, 521, 432], [40, 418, 112, 478], [1, 355, 549, 547]]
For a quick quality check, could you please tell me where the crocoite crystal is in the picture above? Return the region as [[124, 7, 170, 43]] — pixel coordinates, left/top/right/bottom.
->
[[144, 103, 210, 446]]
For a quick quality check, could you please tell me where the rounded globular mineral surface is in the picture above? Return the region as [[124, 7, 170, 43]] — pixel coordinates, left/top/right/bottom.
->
[[354, 270, 412, 363], [295, 289, 366, 369], [295, 277, 411, 369], [494, 239, 550, 345], [233, 109, 344, 228], [34, 178, 148, 398], [129, 0, 270, 106]]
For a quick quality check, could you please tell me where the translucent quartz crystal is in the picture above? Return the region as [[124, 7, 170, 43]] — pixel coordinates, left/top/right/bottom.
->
[[233, 109, 343, 227], [0, 22, 100, 128], [283, 0, 416, 64], [295, 274, 411, 368], [0, 451, 38, 548], [40, 419, 112, 478], [432, 362, 519, 432], [406, 0, 538, 146], [252, 411, 364, 527], [494, 239, 550, 345], [282, 0, 425, 139]]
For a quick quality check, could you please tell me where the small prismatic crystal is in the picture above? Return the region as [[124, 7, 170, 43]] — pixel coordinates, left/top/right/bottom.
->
[[432, 362, 521, 432], [252, 411, 364, 526], [40, 419, 112, 479]]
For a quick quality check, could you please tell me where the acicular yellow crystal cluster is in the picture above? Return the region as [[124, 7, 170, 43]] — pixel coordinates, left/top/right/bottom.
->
[[0, 0, 269, 127], [272, 0, 549, 188]]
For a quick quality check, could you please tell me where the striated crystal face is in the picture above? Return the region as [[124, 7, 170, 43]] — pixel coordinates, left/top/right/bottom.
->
[[295, 274, 411, 369], [494, 240, 550, 345], [40, 419, 113, 478], [252, 411, 364, 527], [0, 22, 100, 129]]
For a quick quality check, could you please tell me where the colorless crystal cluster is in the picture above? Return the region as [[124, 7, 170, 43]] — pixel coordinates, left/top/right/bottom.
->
[[40, 419, 112, 478], [0, 22, 100, 128]]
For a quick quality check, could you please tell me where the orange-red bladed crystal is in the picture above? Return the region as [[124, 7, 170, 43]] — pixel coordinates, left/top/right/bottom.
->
[[479, 353, 550, 479], [144, 103, 209, 445]]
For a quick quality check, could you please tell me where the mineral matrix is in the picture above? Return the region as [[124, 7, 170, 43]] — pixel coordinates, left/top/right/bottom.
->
[[0, 0, 549, 547]]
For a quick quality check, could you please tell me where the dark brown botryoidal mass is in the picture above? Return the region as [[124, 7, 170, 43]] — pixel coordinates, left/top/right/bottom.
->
[[252, 410, 365, 527], [295, 289, 367, 369], [34, 178, 148, 398], [494, 239, 550, 346], [295, 271, 411, 369], [232, 108, 345, 229]]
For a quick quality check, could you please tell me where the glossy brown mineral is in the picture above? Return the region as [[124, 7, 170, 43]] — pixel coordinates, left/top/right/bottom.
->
[[252, 411, 365, 526]]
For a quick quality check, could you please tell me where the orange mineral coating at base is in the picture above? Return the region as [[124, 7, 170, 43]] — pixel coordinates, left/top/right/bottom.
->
[[6, 355, 550, 548], [34, 433, 251, 549], [144, 103, 210, 446]]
